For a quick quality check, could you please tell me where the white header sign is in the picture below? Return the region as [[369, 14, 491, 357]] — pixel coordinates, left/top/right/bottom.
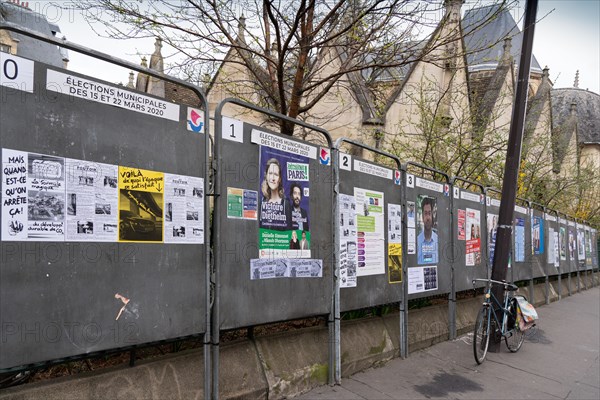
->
[[251, 129, 317, 159], [415, 177, 443, 193], [1, 52, 34, 93], [46, 70, 180, 121], [460, 190, 480, 203], [353, 160, 393, 179], [514, 205, 528, 215]]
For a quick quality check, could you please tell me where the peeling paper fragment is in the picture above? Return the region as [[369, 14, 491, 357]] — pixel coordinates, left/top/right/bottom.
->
[[115, 293, 130, 320]]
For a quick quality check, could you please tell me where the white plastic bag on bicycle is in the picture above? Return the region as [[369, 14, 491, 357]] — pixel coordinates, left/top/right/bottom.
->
[[515, 295, 538, 323]]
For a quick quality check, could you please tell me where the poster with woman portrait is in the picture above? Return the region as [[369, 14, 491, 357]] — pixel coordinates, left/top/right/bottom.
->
[[465, 208, 481, 266], [258, 145, 310, 258]]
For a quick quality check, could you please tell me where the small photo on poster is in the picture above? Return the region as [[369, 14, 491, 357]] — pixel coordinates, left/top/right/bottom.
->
[[416, 195, 438, 265], [28, 190, 65, 222], [423, 266, 438, 291], [407, 201, 416, 228]]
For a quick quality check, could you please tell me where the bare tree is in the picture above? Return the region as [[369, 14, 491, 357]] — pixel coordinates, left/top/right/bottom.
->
[[72, 0, 512, 135]]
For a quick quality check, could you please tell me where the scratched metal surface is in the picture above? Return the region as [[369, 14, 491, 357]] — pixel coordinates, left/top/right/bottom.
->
[[0, 60, 207, 370]]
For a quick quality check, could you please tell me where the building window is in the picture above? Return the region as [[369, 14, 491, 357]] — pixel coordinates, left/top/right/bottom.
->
[[0, 44, 11, 54]]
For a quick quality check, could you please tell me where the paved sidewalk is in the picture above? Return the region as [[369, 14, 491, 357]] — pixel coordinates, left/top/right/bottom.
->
[[298, 287, 600, 399]]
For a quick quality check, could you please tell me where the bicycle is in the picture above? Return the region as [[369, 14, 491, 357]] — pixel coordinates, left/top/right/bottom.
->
[[472, 278, 526, 364]]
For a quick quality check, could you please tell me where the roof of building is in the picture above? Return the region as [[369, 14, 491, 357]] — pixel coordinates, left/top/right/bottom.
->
[[551, 88, 600, 144], [0, 0, 66, 67], [462, 4, 541, 73]]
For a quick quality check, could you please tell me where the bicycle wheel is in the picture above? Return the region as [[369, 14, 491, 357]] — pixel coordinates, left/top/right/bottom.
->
[[473, 306, 490, 364], [505, 300, 525, 352]]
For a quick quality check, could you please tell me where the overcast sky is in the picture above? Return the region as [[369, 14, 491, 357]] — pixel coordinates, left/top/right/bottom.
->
[[25, 0, 600, 94]]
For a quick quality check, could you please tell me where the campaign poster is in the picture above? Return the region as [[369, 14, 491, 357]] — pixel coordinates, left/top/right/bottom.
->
[[65, 159, 118, 242], [532, 216, 544, 255], [487, 213, 498, 264], [339, 193, 357, 288], [577, 228, 585, 261], [465, 208, 481, 266], [2, 149, 66, 241], [568, 229, 576, 260], [547, 228, 555, 264], [457, 209, 466, 241], [559, 227, 566, 261], [259, 145, 310, 258], [250, 258, 322, 280], [416, 195, 438, 265], [585, 229, 592, 265], [27, 153, 66, 241], [388, 203, 402, 284], [118, 167, 164, 243], [408, 265, 438, 294], [515, 217, 525, 262], [2, 149, 29, 240], [354, 187, 385, 276], [164, 173, 204, 244]]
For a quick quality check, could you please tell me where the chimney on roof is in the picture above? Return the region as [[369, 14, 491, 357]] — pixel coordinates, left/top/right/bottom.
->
[[444, 0, 464, 23], [136, 57, 149, 92], [541, 66, 549, 84], [501, 37, 512, 63], [127, 72, 135, 88], [237, 14, 246, 43], [573, 70, 579, 88], [147, 37, 165, 97]]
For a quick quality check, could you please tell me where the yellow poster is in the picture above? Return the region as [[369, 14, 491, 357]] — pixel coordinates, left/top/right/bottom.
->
[[118, 167, 164, 242], [388, 243, 402, 284]]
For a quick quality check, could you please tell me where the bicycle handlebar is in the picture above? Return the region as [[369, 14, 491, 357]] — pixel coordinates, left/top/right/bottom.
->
[[472, 278, 518, 291]]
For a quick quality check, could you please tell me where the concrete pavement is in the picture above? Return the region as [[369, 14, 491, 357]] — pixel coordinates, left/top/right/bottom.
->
[[298, 286, 600, 400]]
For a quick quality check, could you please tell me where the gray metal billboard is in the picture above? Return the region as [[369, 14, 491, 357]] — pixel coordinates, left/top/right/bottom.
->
[[512, 200, 532, 282], [336, 142, 403, 311], [213, 99, 333, 331], [530, 204, 546, 279], [404, 163, 452, 299], [484, 188, 501, 281], [576, 221, 587, 272], [556, 214, 570, 273], [584, 225, 593, 271], [566, 218, 579, 274], [451, 179, 487, 293], [0, 50, 209, 371], [544, 210, 560, 277]]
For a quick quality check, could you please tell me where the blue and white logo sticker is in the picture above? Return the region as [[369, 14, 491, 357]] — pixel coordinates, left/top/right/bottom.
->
[[394, 170, 401, 185], [187, 107, 205, 133], [319, 147, 331, 166]]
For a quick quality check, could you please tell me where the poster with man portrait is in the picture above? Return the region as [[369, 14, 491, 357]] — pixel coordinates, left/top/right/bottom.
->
[[258, 145, 310, 258], [416, 195, 438, 265]]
